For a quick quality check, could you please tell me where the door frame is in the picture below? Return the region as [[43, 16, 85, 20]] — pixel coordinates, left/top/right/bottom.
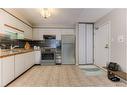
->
[[94, 21, 111, 66]]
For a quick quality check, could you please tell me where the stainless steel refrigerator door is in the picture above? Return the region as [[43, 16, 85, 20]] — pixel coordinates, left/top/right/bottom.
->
[[62, 35, 75, 64]]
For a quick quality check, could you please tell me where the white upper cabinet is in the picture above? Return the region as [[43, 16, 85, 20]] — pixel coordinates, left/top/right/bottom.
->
[[0, 9, 32, 40], [33, 30, 43, 40], [33, 28, 74, 40], [24, 26, 32, 39]]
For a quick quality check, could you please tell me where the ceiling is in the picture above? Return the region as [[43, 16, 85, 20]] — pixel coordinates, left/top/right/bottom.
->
[[13, 8, 113, 28]]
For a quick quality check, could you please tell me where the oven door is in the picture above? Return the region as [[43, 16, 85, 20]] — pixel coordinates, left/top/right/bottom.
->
[[41, 52, 55, 63]]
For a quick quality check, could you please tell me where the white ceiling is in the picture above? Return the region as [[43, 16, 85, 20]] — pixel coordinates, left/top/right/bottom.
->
[[13, 8, 113, 28]]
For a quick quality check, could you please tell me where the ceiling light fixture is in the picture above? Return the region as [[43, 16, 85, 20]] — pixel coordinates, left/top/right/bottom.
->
[[41, 8, 51, 19]]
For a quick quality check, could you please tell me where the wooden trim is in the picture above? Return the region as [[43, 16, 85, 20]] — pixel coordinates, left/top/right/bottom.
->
[[4, 24, 24, 33], [1, 8, 32, 28]]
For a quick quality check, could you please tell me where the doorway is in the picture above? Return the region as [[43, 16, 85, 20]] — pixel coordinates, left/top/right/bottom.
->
[[94, 22, 110, 67]]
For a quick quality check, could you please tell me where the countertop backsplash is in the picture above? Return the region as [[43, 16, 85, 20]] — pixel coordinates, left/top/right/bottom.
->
[[0, 34, 61, 49], [0, 35, 14, 49]]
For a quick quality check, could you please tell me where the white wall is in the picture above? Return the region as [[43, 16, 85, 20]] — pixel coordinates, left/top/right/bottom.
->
[[33, 28, 75, 40], [95, 9, 127, 73]]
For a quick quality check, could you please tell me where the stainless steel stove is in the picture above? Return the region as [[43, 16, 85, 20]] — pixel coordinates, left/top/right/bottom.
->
[[41, 48, 55, 64], [41, 35, 61, 65]]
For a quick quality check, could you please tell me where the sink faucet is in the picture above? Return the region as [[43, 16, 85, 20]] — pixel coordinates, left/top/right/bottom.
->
[[10, 45, 19, 50]]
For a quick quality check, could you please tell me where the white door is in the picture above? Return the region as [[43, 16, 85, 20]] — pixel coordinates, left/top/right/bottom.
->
[[79, 24, 86, 64], [78, 24, 93, 65], [94, 22, 110, 67], [86, 24, 93, 64]]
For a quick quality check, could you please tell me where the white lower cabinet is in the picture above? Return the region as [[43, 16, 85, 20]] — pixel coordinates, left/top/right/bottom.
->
[[24, 52, 34, 71], [2, 56, 15, 86], [1, 51, 35, 86], [34, 51, 41, 64], [15, 54, 25, 78], [15, 52, 34, 78], [0, 59, 2, 86], [24, 52, 30, 71], [30, 52, 35, 66]]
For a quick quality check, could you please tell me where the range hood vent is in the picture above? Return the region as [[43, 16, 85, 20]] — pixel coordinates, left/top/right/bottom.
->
[[43, 35, 56, 40]]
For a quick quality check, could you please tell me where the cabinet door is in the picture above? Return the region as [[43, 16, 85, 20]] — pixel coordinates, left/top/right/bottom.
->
[[34, 51, 41, 64], [24, 53, 30, 70], [24, 26, 32, 40], [24, 52, 34, 70], [2, 56, 15, 86], [33, 31, 41, 40], [0, 59, 2, 86], [30, 52, 34, 66], [15, 54, 25, 78]]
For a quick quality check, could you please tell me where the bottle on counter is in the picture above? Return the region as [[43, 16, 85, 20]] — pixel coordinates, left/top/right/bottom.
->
[[37, 46, 40, 50], [34, 46, 37, 50]]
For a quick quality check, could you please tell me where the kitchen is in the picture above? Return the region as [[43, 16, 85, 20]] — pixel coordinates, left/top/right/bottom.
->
[[0, 8, 77, 86], [0, 8, 127, 87]]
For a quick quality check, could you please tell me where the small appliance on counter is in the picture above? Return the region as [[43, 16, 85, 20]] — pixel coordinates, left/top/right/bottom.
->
[[34, 46, 40, 50]]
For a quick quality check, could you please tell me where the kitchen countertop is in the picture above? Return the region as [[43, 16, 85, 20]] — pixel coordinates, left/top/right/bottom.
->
[[0, 48, 40, 58]]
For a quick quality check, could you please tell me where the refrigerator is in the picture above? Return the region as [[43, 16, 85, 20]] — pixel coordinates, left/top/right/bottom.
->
[[61, 35, 75, 64]]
